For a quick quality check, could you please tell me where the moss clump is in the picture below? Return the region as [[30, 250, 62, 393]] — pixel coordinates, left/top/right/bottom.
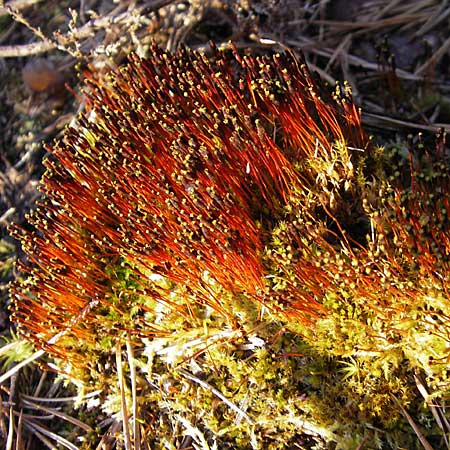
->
[[9, 43, 450, 448]]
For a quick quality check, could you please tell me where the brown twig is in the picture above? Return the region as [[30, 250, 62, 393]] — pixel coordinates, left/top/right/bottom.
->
[[0, 0, 176, 58], [0, 0, 43, 17]]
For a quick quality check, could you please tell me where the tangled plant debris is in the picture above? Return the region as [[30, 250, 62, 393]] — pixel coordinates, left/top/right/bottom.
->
[[8, 42, 450, 448]]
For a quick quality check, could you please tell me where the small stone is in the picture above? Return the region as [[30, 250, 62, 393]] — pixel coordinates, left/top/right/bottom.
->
[[22, 58, 64, 93]]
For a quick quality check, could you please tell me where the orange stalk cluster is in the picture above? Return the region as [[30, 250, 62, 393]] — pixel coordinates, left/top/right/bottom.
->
[[383, 132, 450, 286], [9, 43, 450, 366]]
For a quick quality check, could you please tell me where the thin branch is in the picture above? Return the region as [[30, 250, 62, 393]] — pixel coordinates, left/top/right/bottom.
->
[[0, 39, 53, 57]]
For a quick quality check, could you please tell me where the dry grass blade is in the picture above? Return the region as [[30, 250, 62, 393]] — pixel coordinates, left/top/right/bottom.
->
[[325, 34, 352, 72], [95, 419, 121, 450], [22, 390, 102, 403], [30, 429, 58, 450], [24, 419, 78, 450], [362, 111, 450, 132], [21, 398, 93, 432], [286, 37, 424, 82], [414, 374, 450, 448], [176, 415, 216, 450], [1, 297, 99, 384], [6, 406, 13, 450], [0, 339, 27, 359], [155, 329, 239, 358], [0, 396, 5, 438], [0, 205, 15, 224], [116, 342, 131, 450], [391, 395, 435, 450], [15, 409, 23, 450], [292, 14, 428, 30], [355, 435, 370, 450], [0, 349, 44, 385], [415, 34, 450, 75], [372, 0, 404, 20], [414, 3, 450, 35], [32, 370, 47, 399], [179, 369, 254, 425], [126, 335, 140, 450]]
